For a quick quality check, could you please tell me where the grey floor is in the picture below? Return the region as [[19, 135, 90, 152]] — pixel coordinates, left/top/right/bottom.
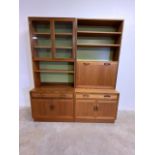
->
[[19, 107, 135, 155]]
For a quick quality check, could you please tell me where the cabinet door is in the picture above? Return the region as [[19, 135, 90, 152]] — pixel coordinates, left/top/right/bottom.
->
[[31, 98, 74, 121], [76, 61, 118, 88], [75, 99, 96, 122], [95, 100, 118, 122]]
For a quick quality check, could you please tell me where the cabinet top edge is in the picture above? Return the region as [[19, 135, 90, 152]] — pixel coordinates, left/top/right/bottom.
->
[[75, 88, 119, 94], [28, 17, 124, 22]]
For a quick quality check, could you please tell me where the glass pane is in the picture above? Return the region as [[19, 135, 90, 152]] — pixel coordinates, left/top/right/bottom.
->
[[35, 49, 52, 58], [55, 36, 72, 47], [55, 49, 72, 58], [55, 22, 72, 33]]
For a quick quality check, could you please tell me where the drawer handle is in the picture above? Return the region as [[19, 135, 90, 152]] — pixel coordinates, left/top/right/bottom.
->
[[104, 63, 111, 66], [104, 95, 111, 98], [83, 94, 89, 98], [59, 94, 66, 97], [93, 105, 98, 111], [50, 105, 54, 110], [93, 106, 96, 111], [83, 62, 90, 65]]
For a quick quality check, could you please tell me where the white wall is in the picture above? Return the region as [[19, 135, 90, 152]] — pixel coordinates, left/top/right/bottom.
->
[[19, 0, 135, 110]]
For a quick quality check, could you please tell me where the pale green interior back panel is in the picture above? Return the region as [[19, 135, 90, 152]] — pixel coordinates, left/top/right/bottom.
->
[[55, 22, 72, 33], [37, 36, 51, 46], [36, 49, 52, 58], [77, 37, 115, 45], [39, 62, 74, 83], [39, 62, 74, 70], [78, 26, 117, 32], [40, 73, 74, 83], [55, 49, 72, 58], [77, 48, 113, 60], [34, 23, 50, 33], [55, 36, 72, 47]]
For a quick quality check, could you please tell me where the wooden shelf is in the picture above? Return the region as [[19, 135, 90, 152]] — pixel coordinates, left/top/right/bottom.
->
[[56, 46, 72, 49], [77, 31, 121, 36], [34, 69, 74, 74], [33, 58, 75, 62], [32, 32, 51, 35], [55, 33, 72, 36], [77, 43, 120, 48], [34, 46, 51, 49]]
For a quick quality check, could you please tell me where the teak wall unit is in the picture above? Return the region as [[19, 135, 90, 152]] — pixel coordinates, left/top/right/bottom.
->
[[29, 17, 123, 123]]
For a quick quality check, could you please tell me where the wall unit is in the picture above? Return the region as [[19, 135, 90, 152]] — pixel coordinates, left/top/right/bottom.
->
[[29, 17, 123, 123]]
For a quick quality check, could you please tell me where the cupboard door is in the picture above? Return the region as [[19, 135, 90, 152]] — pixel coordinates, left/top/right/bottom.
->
[[75, 99, 96, 121], [95, 100, 118, 122], [31, 98, 74, 121], [76, 61, 118, 88]]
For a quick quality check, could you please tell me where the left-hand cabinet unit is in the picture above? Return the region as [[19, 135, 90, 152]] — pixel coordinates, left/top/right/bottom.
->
[[29, 17, 76, 121]]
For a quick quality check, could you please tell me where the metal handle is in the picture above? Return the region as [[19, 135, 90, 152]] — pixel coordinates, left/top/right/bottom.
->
[[104, 63, 111, 66]]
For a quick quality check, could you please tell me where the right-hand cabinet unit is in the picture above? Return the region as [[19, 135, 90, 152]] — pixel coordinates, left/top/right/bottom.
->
[[75, 18, 123, 122]]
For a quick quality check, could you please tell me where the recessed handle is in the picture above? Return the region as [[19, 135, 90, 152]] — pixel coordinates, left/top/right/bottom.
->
[[50, 105, 54, 110], [93, 106, 96, 111], [96, 105, 98, 111], [83, 94, 89, 98], [104, 63, 111, 66], [83, 62, 90, 65], [60, 94, 66, 98], [93, 105, 98, 111], [104, 95, 111, 98]]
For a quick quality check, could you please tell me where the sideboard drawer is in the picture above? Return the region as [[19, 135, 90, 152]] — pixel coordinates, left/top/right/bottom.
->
[[76, 93, 118, 100], [31, 92, 73, 99]]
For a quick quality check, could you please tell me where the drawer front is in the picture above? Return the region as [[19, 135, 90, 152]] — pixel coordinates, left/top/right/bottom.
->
[[31, 98, 74, 120], [31, 93, 73, 98], [76, 93, 118, 100]]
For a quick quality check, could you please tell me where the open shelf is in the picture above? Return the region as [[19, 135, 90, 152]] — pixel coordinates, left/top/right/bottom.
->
[[40, 72, 74, 83], [55, 33, 72, 36], [34, 69, 74, 74], [33, 58, 74, 62], [77, 44, 120, 47], [77, 31, 122, 37], [32, 32, 51, 35], [34, 46, 51, 49], [56, 46, 72, 50], [40, 82, 74, 88], [77, 47, 114, 61]]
